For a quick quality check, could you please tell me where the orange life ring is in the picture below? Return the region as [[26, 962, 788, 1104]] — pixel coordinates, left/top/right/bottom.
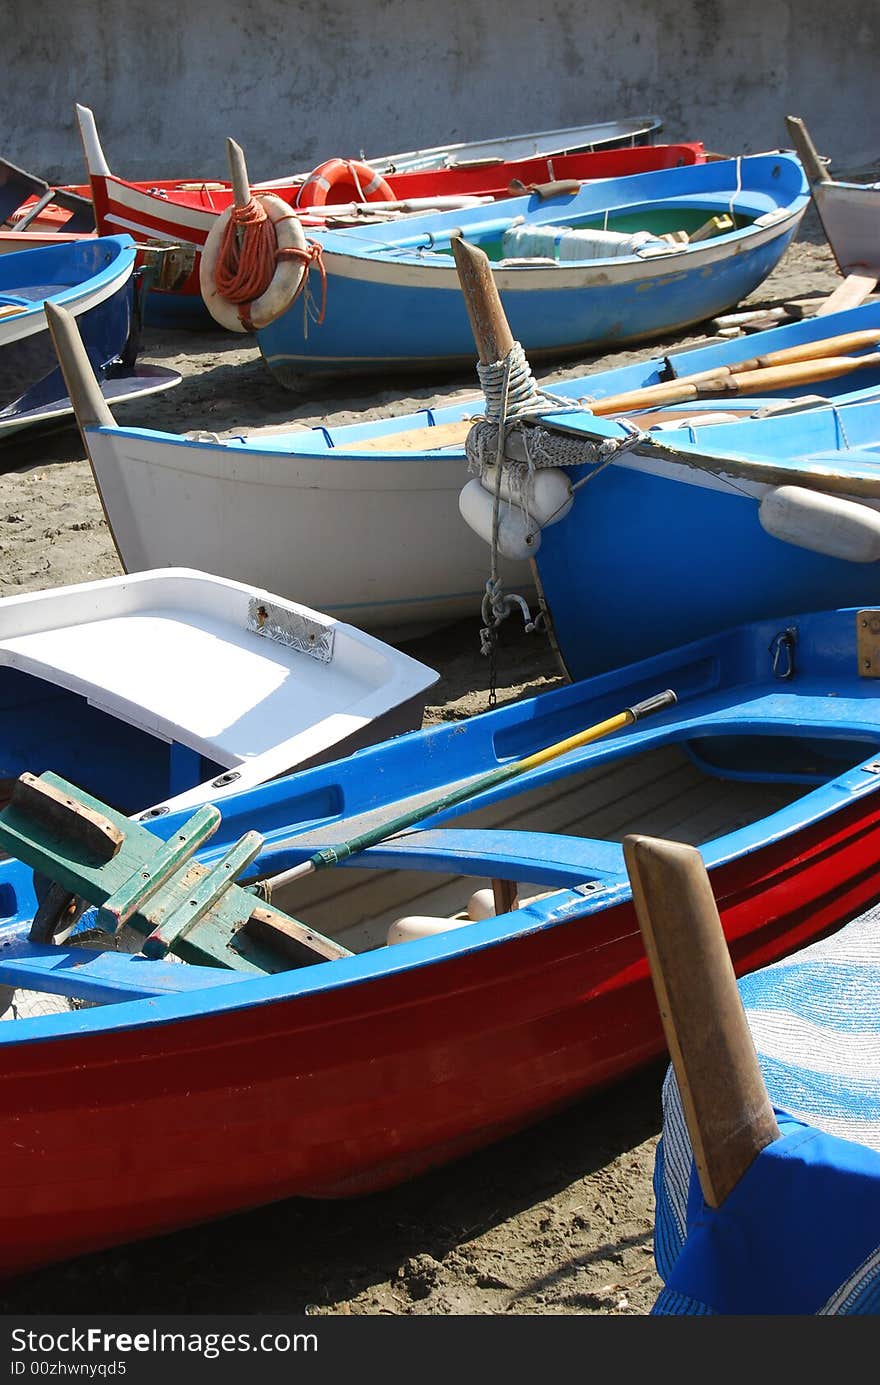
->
[[296, 158, 394, 208]]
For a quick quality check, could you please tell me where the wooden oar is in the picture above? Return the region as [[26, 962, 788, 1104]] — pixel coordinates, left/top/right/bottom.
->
[[260, 688, 677, 893], [347, 341, 880, 456], [623, 833, 780, 1207], [588, 347, 880, 416]]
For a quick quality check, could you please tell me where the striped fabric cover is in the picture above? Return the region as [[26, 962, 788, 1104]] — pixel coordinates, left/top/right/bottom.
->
[[653, 902, 880, 1315]]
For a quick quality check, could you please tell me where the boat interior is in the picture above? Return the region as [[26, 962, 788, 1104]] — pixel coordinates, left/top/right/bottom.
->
[[2, 699, 879, 1024], [0, 666, 229, 819]]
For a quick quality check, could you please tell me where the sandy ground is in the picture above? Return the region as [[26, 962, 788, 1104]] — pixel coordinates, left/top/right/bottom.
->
[[0, 209, 846, 1313]]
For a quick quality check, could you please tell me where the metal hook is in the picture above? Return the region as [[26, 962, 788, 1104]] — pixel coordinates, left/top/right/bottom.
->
[[769, 626, 798, 680]]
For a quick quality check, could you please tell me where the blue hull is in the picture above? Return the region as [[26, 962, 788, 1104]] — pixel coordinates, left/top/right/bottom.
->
[[536, 462, 880, 682], [0, 235, 150, 432], [259, 228, 800, 376], [255, 153, 808, 378]]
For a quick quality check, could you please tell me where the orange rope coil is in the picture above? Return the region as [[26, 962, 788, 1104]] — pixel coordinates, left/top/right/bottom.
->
[[214, 196, 326, 330]]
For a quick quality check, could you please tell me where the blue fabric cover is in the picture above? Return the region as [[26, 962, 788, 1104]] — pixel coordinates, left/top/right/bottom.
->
[[652, 903, 880, 1314]]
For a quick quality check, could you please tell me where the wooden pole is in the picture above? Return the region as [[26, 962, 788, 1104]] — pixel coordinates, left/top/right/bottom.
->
[[623, 834, 780, 1208], [785, 116, 830, 185], [44, 300, 115, 431], [226, 138, 252, 209], [451, 236, 514, 364]]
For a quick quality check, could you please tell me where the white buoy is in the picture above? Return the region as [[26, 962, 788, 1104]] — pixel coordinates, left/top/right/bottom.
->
[[479, 464, 573, 527], [759, 485, 880, 562], [458, 478, 542, 560]]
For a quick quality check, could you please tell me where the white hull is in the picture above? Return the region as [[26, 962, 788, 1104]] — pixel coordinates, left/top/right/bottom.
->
[[813, 180, 880, 275], [367, 116, 662, 174], [86, 428, 534, 636]]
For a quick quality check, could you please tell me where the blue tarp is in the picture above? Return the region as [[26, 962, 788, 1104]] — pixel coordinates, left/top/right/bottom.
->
[[652, 903, 880, 1314]]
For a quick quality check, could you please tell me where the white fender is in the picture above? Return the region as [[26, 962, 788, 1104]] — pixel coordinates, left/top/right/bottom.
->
[[479, 464, 573, 527], [467, 888, 497, 921], [458, 478, 542, 560], [386, 914, 475, 946], [200, 193, 308, 333], [759, 485, 880, 562]]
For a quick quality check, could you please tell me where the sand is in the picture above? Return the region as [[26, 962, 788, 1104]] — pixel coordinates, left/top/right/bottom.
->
[[0, 212, 846, 1313]]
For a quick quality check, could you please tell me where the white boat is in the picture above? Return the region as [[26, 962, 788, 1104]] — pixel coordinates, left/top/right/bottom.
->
[[45, 299, 534, 637], [0, 568, 439, 820], [785, 116, 880, 281], [367, 115, 663, 174]]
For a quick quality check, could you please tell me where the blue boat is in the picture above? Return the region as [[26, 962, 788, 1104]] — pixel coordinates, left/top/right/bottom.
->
[[438, 284, 880, 681], [627, 834, 880, 1315], [251, 153, 808, 379], [3, 604, 880, 1275], [0, 234, 178, 437]]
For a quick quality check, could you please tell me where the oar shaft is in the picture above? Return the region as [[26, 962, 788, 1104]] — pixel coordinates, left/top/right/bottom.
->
[[261, 689, 677, 894], [644, 328, 880, 393], [592, 349, 880, 416]]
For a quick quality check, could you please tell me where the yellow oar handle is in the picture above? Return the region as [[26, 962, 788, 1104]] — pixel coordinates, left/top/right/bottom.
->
[[516, 689, 677, 771]]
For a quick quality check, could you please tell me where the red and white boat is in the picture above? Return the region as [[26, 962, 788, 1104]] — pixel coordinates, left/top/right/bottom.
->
[[73, 103, 703, 326]]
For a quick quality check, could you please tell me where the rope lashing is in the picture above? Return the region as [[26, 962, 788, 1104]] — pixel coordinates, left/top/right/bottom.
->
[[214, 197, 327, 330], [475, 340, 544, 421]]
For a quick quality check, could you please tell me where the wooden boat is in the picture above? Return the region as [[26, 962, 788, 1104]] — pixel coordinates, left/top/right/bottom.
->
[[74, 104, 690, 328], [0, 155, 94, 239], [1, 602, 880, 1277], [59, 292, 880, 640], [248, 153, 808, 379], [366, 114, 664, 173], [786, 115, 880, 306], [444, 246, 880, 679], [0, 234, 178, 438], [45, 300, 534, 636], [0, 568, 438, 819], [626, 833, 880, 1315]]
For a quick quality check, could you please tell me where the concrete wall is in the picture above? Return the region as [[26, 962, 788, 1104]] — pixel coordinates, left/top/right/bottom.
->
[[7, 0, 879, 184]]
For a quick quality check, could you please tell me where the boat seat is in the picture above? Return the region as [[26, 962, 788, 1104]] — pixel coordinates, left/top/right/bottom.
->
[[340, 826, 624, 887], [801, 449, 880, 470], [0, 284, 72, 305]]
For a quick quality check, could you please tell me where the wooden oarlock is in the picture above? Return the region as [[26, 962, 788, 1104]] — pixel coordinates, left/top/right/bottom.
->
[[623, 834, 780, 1207]]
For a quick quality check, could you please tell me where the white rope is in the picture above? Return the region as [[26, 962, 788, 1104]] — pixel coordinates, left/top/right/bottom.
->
[[728, 155, 742, 226], [349, 161, 366, 203]]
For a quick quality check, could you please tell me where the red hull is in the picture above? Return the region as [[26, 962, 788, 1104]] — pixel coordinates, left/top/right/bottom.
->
[[2, 788, 876, 1279], [84, 144, 706, 311]]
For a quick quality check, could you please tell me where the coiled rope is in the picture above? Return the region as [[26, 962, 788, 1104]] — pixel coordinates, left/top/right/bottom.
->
[[214, 197, 327, 330]]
